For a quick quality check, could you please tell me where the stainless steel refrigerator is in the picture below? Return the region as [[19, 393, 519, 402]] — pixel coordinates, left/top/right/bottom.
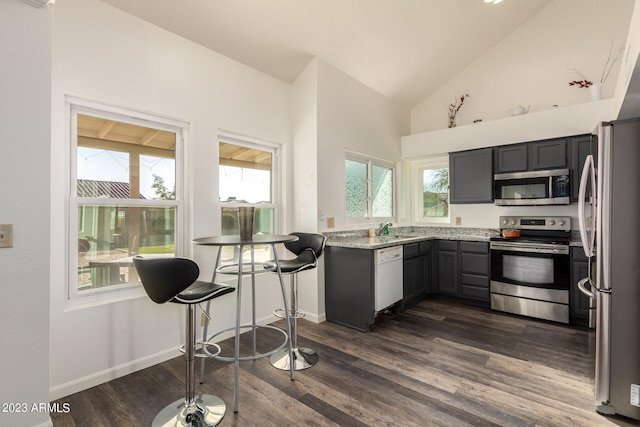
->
[[577, 118, 640, 421]]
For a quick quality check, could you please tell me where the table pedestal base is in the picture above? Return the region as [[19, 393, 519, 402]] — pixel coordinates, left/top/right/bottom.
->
[[152, 394, 225, 427]]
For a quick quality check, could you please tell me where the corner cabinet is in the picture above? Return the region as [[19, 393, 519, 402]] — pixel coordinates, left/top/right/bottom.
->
[[402, 241, 432, 310], [449, 148, 493, 204], [436, 240, 459, 295]]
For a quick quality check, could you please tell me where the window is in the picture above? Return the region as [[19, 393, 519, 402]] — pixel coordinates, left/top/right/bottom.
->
[[345, 153, 394, 220], [218, 137, 279, 262], [414, 157, 449, 222], [69, 101, 186, 301]]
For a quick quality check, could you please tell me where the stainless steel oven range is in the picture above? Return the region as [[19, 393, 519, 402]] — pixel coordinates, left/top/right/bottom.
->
[[490, 216, 571, 323]]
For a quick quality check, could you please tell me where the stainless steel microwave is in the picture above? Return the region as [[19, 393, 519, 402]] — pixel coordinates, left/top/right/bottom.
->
[[494, 169, 570, 206]]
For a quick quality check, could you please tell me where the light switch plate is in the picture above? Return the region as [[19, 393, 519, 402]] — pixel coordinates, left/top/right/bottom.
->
[[0, 224, 14, 248]]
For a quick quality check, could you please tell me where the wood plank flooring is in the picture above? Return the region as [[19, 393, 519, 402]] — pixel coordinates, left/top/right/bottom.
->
[[50, 298, 639, 426]]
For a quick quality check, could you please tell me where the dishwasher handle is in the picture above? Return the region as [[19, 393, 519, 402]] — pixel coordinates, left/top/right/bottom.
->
[[375, 246, 403, 264]]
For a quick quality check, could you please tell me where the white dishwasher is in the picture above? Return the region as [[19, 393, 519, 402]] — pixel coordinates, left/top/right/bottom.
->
[[374, 246, 404, 312]]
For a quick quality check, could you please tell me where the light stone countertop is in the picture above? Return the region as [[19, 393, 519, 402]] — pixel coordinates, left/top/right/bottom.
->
[[324, 226, 584, 250], [324, 226, 493, 250]]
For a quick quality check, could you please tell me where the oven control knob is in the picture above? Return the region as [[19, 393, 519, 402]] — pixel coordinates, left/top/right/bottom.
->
[[502, 218, 509, 226], [510, 219, 516, 226], [549, 219, 555, 226], [558, 219, 565, 226]]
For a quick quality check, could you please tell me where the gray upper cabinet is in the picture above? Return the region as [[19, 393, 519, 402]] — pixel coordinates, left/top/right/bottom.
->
[[494, 143, 527, 173], [528, 138, 567, 170], [495, 138, 568, 173], [570, 134, 596, 202], [449, 147, 493, 204]]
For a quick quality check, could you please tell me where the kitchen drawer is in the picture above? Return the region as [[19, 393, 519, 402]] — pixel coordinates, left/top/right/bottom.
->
[[461, 273, 489, 288], [461, 252, 489, 276], [438, 240, 458, 252], [461, 284, 490, 300], [460, 241, 488, 254], [419, 240, 432, 253], [404, 243, 420, 258]]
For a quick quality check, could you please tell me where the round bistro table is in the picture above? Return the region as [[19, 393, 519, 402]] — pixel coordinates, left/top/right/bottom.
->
[[192, 234, 299, 413]]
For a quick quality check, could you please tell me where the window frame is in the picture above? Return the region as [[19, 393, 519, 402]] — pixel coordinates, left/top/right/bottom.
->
[[344, 151, 395, 223], [412, 156, 451, 224], [218, 133, 281, 235], [66, 97, 189, 307]]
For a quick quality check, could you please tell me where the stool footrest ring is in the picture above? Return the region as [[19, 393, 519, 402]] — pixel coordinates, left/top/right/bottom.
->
[[205, 324, 288, 362], [180, 340, 222, 359], [273, 308, 305, 320]]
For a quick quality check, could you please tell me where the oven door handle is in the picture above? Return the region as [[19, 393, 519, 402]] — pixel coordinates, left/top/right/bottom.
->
[[490, 242, 568, 254]]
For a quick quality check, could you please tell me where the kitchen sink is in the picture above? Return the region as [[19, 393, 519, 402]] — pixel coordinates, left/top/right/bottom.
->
[[380, 234, 416, 240]]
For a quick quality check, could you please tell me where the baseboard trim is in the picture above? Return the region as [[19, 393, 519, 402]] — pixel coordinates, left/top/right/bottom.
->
[[49, 347, 179, 401], [49, 314, 279, 401]]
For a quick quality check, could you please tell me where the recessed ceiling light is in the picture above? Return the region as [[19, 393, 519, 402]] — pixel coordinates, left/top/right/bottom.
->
[[485, 0, 504, 4]]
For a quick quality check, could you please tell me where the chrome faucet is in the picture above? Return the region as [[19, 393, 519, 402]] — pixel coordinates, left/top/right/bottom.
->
[[379, 221, 392, 236]]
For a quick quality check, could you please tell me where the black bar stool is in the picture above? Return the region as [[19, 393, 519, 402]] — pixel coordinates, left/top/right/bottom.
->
[[264, 232, 326, 370], [133, 256, 234, 427]]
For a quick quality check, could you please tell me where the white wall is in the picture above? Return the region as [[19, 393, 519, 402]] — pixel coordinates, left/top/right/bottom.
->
[[316, 60, 402, 233], [402, 0, 636, 230], [286, 59, 403, 320], [410, 0, 634, 134], [613, 0, 640, 118], [402, 98, 615, 229], [290, 59, 320, 233], [0, 2, 52, 426], [50, 0, 292, 399]]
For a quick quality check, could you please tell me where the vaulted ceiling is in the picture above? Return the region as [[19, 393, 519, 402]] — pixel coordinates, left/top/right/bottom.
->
[[98, 0, 554, 111]]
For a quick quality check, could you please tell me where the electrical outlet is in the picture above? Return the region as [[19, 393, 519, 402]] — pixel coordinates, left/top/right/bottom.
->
[[201, 313, 209, 326], [455, 217, 462, 226], [327, 217, 335, 228], [0, 224, 14, 248]]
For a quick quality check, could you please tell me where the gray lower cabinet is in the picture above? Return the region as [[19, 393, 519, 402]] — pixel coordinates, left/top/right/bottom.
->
[[402, 241, 432, 309], [570, 247, 592, 327], [436, 240, 490, 304], [325, 246, 375, 331], [325, 239, 490, 331], [449, 148, 493, 204], [437, 240, 459, 295], [459, 241, 490, 302]]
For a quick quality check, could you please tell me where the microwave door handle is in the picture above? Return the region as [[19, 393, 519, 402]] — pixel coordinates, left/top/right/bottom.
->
[[578, 155, 596, 257]]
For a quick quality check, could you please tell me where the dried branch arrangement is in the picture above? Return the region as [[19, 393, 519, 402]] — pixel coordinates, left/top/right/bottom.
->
[[568, 40, 624, 89], [448, 92, 469, 128]]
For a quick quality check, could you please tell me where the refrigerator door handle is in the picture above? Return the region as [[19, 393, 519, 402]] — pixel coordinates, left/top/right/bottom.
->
[[578, 154, 596, 258], [577, 277, 597, 298]]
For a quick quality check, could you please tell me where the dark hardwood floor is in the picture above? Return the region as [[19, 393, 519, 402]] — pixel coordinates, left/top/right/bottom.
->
[[51, 298, 639, 426]]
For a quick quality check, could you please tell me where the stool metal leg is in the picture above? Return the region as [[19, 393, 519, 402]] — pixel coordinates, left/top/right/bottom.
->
[[152, 304, 226, 427], [200, 247, 223, 384], [270, 272, 319, 371]]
